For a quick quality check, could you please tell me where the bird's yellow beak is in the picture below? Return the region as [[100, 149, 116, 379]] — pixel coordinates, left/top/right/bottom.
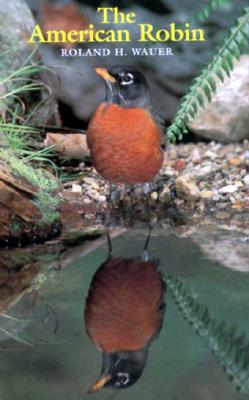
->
[[94, 67, 116, 83], [88, 374, 112, 393]]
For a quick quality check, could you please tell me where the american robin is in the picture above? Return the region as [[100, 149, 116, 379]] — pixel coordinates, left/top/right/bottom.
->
[[84, 232, 166, 391], [86, 65, 165, 186]]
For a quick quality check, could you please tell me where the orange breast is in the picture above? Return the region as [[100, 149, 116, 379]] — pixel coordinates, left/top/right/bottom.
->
[[84, 257, 165, 353], [87, 103, 164, 184]]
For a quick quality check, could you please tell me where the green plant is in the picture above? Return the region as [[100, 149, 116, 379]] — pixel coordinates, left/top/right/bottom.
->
[[166, 275, 249, 392], [190, 0, 232, 24], [0, 149, 59, 225], [167, 6, 249, 142]]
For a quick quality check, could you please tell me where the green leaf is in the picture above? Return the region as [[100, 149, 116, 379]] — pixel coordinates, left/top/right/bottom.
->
[[166, 275, 249, 393], [167, 6, 249, 142]]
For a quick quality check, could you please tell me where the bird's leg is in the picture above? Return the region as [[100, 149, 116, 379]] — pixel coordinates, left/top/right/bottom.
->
[[142, 182, 152, 225], [142, 225, 152, 261], [105, 183, 116, 227], [106, 229, 113, 257], [124, 184, 134, 226]]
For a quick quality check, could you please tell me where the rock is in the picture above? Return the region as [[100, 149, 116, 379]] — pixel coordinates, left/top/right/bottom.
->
[[83, 198, 91, 205], [200, 190, 214, 200], [150, 192, 158, 201], [175, 174, 200, 201], [228, 157, 243, 166], [191, 148, 202, 163], [213, 194, 222, 201], [160, 167, 179, 178], [174, 159, 186, 171], [219, 185, 238, 194], [189, 56, 249, 142], [0, 0, 57, 124], [96, 194, 107, 203], [159, 186, 171, 203], [72, 184, 82, 193], [215, 211, 231, 220], [243, 174, 249, 186]]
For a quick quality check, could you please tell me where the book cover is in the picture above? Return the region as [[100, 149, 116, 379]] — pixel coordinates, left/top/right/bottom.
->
[[0, 0, 248, 399]]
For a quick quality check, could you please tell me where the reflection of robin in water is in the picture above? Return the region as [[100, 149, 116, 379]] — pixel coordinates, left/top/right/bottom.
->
[[87, 65, 165, 187], [84, 231, 166, 392]]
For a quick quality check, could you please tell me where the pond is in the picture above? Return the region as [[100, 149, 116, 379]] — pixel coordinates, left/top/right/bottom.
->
[[0, 226, 249, 400]]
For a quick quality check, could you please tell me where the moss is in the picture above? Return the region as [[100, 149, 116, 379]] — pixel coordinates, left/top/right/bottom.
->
[[10, 219, 22, 235], [0, 149, 59, 225], [34, 192, 60, 226], [1, 149, 57, 191]]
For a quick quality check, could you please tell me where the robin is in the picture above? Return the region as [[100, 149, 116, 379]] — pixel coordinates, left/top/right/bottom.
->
[[86, 65, 165, 186], [84, 232, 166, 392]]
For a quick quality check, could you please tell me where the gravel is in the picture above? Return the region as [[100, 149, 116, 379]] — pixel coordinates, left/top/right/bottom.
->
[[61, 140, 249, 226]]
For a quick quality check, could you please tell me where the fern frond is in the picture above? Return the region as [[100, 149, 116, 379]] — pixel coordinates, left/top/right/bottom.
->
[[166, 275, 249, 392], [167, 6, 249, 142], [190, 0, 231, 24]]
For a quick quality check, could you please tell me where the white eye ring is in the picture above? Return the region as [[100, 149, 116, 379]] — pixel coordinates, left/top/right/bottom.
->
[[120, 73, 134, 85], [117, 372, 129, 385]]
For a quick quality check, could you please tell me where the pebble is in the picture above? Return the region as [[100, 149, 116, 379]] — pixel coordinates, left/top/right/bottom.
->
[[150, 192, 158, 201], [228, 157, 243, 166], [191, 148, 201, 163], [83, 177, 100, 190], [83, 198, 91, 205], [83, 177, 96, 185], [72, 184, 82, 193], [159, 186, 171, 203], [200, 190, 214, 199], [97, 195, 107, 203], [175, 174, 200, 201], [243, 174, 249, 185], [205, 150, 217, 159], [213, 194, 222, 201], [160, 167, 178, 178], [215, 211, 231, 220], [219, 185, 238, 194], [174, 159, 186, 171], [64, 141, 249, 223]]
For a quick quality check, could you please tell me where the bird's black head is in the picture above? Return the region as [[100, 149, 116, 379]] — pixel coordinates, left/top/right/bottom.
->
[[89, 349, 148, 393], [94, 65, 152, 108]]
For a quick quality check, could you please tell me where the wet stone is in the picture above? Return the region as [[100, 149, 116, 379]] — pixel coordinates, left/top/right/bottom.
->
[[175, 174, 200, 202]]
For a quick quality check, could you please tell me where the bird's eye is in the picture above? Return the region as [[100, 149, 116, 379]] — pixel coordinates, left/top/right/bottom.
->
[[121, 73, 134, 85], [117, 372, 130, 386]]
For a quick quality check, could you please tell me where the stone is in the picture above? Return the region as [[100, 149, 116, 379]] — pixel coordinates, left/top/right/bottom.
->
[[72, 184, 82, 193], [189, 56, 249, 143], [215, 211, 231, 220], [243, 174, 249, 186], [0, 0, 57, 124], [159, 186, 171, 203], [219, 185, 238, 194], [191, 148, 202, 163], [228, 157, 243, 166], [96, 194, 107, 203], [160, 167, 178, 178], [200, 190, 214, 200], [83, 177, 96, 185], [150, 192, 158, 201], [83, 198, 91, 205], [174, 159, 186, 171], [175, 174, 200, 201]]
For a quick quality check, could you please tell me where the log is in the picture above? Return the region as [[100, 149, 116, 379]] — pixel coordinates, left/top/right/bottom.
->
[[0, 162, 43, 241]]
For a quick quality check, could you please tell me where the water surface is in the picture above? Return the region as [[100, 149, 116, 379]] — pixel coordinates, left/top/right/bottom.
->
[[0, 228, 249, 399]]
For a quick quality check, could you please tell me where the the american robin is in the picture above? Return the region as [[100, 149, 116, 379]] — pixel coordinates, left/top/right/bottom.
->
[[86, 65, 165, 186], [84, 232, 166, 391]]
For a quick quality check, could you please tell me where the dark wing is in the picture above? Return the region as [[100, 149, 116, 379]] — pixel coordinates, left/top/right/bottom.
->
[[151, 109, 168, 150]]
